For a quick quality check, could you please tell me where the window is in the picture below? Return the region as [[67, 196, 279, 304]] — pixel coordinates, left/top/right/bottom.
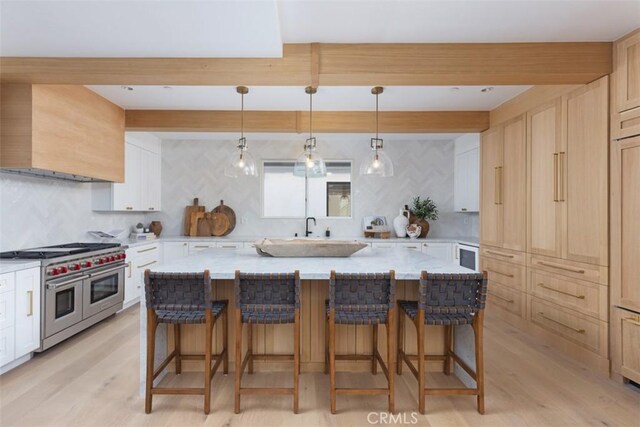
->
[[262, 160, 352, 218]]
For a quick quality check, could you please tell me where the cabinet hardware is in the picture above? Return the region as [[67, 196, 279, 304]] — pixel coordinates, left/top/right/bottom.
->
[[455, 245, 459, 259], [148, 207, 155, 211], [220, 245, 237, 249], [403, 246, 418, 249], [553, 153, 559, 202], [461, 208, 467, 211], [126, 207, 133, 210], [491, 294, 514, 303], [623, 316, 640, 327], [127, 262, 132, 278], [137, 260, 157, 269], [182, 243, 187, 246], [137, 247, 157, 254], [537, 261, 585, 274], [27, 290, 33, 316], [194, 245, 210, 248], [558, 152, 566, 202], [537, 283, 585, 299], [494, 167, 503, 205], [537, 312, 585, 333], [486, 268, 514, 278], [486, 250, 514, 259]]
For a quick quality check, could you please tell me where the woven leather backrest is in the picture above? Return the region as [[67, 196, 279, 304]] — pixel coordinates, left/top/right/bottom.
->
[[329, 272, 395, 311], [234, 272, 300, 308], [144, 271, 212, 311], [419, 272, 487, 315]]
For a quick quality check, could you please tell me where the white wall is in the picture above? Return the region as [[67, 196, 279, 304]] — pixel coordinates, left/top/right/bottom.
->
[[155, 135, 478, 238], [0, 134, 479, 251]]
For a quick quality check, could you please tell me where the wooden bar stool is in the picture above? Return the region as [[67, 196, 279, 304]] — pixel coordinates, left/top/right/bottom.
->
[[397, 271, 488, 414], [325, 271, 396, 414], [234, 271, 301, 414], [144, 270, 228, 414]]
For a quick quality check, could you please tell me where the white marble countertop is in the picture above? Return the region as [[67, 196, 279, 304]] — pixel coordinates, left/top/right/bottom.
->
[[0, 260, 42, 274], [150, 246, 474, 280], [122, 235, 479, 249]]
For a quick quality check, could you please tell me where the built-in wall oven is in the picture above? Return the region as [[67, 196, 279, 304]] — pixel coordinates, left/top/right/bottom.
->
[[456, 243, 480, 272]]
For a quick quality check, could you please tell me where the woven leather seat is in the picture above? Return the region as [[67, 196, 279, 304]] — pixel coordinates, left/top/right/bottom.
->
[[398, 300, 474, 325], [156, 301, 227, 324]]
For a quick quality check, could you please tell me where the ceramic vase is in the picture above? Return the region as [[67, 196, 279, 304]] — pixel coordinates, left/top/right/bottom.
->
[[393, 208, 409, 238]]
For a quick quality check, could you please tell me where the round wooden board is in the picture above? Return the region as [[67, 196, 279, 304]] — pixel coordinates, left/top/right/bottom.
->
[[208, 212, 230, 236], [212, 200, 236, 236]]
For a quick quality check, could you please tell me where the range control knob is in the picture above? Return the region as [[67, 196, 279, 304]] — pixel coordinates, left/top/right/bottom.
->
[[59, 266, 68, 274], [84, 261, 93, 268], [69, 264, 81, 271], [49, 268, 60, 276], [97, 258, 105, 265], [109, 256, 116, 262]]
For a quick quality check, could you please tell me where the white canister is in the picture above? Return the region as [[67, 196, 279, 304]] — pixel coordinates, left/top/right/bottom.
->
[[393, 208, 409, 238]]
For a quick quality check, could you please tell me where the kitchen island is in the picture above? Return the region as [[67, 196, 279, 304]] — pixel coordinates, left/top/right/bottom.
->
[[140, 246, 475, 392]]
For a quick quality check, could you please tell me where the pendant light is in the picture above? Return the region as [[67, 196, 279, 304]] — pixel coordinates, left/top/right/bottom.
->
[[360, 86, 394, 177], [224, 86, 257, 178], [293, 86, 327, 178]]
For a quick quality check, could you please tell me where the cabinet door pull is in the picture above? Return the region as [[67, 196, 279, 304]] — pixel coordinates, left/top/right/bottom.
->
[[538, 312, 585, 333], [494, 167, 503, 205], [537, 283, 585, 299], [623, 316, 640, 327], [126, 206, 133, 211], [194, 245, 211, 248], [148, 207, 155, 211], [537, 261, 585, 274], [137, 260, 157, 269], [220, 245, 237, 249], [486, 250, 514, 259], [491, 293, 514, 303], [27, 290, 33, 316], [553, 153, 559, 202], [127, 261, 132, 278], [137, 247, 157, 254], [486, 268, 514, 278], [558, 152, 566, 202]]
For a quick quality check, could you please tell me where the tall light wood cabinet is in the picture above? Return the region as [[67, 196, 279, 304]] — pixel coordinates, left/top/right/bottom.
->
[[480, 115, 526, 251], [612, 29, 640, 139]]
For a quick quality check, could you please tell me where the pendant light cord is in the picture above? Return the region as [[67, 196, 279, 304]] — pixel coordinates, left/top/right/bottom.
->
[[309, 89, 313, 140], [241, 91, 244, 140]]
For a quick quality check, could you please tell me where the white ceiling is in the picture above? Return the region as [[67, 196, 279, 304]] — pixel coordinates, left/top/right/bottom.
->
[[88, 85, 530, 111], [2, 1, 639, 57]]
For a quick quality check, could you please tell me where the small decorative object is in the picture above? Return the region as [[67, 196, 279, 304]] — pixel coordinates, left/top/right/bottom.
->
[[325, 227, 331, 238], [409, 196, 439, 238], [134, 222, 144, 234], [254, 239, 367, 258], [149, 221, 163, 237], [392, 208, 410, 238], [406, 224, 422, 239], [362, 216, 391, 238]]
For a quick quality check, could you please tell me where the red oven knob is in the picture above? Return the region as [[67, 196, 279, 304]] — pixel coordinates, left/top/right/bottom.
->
[[70, 263, 81, 271], [97, 258, 104, 265], [122, 253, 127, 259], [50, 268, 60, 276], [59, 266, 68, 273], [84, 261, 93, 267], [109, 256, 116, 262]]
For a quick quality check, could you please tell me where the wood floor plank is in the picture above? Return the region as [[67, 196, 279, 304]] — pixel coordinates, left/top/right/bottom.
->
[[0, 305, 638, 427]]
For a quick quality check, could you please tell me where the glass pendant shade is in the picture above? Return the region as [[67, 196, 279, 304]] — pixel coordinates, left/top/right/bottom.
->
[[360, 141, 394, 177], [360, 86, 394, 177], [224, 141, 257, 178], [293, 138, 327, 177]]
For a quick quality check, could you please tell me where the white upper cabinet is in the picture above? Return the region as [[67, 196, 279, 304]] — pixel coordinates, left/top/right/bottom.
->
[[454, 134, 480, 212], [92, 133, 161, 212]]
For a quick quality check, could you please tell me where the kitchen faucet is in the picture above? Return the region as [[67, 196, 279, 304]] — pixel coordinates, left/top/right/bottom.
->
[[305, 217, 316, 237]]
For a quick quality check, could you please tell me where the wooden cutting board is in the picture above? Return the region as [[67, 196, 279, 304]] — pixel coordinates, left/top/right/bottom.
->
[[184, 198, 205, 236], [189, 211, 207, 237], [211, 200, 236, 236], [208, 212, 230, 237]]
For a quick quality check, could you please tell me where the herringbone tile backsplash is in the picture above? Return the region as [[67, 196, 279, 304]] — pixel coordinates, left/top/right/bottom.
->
[[0, 135, 477, 251]]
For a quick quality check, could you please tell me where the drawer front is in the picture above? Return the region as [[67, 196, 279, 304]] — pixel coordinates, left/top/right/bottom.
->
[[529, 254, 607, 285], [397, 242, 421, 251], [621, 315, 640, 383], [372, 243, 396, 249], [529, 297, 605, 356], [0, 291, 16, 330], [480, 257, 526, 291], [480, 245, 526, 266], [0, 326, 16, 366], [216, 242, 242, 249], [188, 242, 216, 253], [529, 269, 607, 321], [612, 106, 640, 140], [487, 282, 525, 318], [0, 273, 16, 294]]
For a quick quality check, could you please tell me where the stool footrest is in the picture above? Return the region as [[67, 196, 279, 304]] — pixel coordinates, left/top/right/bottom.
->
[[152, 387, 205, 396], [334, 354, 374, 361], [336, 388, 389, 396], [251, 354, 294, 361], [239, 387, 294, 395], [425, 388, 479, 396]]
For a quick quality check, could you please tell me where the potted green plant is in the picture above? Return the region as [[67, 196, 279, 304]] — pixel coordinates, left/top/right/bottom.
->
[[409, 196, 438, 238]]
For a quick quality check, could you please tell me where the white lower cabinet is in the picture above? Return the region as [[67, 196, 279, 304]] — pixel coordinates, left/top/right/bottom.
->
[[397, 242, 422, 251], [188, 242, 216, 255], [0, 266, 41, 372], [371, 242, 396, 249], [421, 242, 454, 263], [162, 242, 189, 263], [14, 268, 40, 357], [124, 243, 160, 307]]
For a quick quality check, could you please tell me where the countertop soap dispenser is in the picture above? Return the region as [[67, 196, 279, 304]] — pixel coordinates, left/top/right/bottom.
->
[[325, 227, 331, 238]]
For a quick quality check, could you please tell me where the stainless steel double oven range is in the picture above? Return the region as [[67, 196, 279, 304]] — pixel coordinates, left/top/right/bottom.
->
[[0, 243, 126, 351]]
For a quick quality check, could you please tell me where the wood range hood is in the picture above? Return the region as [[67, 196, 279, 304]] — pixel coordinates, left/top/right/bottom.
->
[[0, 84, 125, 183]]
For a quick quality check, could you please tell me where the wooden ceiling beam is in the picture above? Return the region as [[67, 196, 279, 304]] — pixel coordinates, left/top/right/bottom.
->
[[125, 110, 489, 133], [1, 42, 611, 86]]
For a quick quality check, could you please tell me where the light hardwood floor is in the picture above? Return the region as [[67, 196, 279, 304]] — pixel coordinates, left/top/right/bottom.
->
[[1, 305, 638, 427]]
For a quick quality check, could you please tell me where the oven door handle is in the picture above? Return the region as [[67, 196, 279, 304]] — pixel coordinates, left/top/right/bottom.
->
[[88, 264, 125, 278], [47, 276, 86, 290]]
